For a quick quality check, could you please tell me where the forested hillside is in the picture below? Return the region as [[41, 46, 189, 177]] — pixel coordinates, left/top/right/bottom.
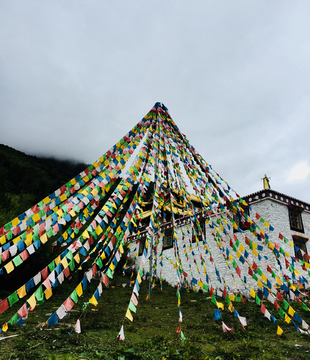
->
[[0, 144, 88, 227]]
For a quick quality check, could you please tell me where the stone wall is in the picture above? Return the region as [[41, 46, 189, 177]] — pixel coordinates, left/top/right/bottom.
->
[[130, 197, 310, 294]]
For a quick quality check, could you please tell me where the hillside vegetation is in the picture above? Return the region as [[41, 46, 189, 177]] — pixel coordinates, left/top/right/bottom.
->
[[0, 144, 88, 227]]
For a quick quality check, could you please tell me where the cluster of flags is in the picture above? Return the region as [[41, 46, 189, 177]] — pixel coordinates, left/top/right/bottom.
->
[[0, 102, 309, 339]]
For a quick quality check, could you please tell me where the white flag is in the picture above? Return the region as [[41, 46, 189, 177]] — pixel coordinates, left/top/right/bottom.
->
[[118, 325, 125, 340]]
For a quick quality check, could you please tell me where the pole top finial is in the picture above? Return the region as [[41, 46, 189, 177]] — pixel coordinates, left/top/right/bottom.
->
[[262, 174, 271, 189]]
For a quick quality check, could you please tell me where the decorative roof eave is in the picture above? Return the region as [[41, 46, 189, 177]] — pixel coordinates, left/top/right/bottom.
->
[[242, 189, 310, 212]]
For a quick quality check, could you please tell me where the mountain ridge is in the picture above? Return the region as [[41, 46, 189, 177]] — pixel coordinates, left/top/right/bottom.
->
[[0, 143, 89, 226]]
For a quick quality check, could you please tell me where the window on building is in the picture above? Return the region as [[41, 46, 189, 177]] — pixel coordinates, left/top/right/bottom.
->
[[289, 206, 304, 233], [163, 227, 174, 250], [192, 220, 206, 242], [233, 206, 250, 232], [293, 235, 308, 261]]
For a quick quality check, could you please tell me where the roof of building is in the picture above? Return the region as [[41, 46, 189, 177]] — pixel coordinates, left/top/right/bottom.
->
[[242, 189, 310, 211]]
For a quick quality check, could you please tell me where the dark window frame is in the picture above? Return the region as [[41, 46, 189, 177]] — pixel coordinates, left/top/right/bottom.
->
[[163, 227, 174, 250], [192, 220, 206, 242], [293, 235, 308, 261], [289, 206, 304, 233]]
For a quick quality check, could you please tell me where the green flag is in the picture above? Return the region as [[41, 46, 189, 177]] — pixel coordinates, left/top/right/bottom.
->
[[129, 300, 136, 313], [8, 313, 18, 325], [211, 294, 217, 306], [70, 290, 79, 303], [35, 285, 44, 303], [13, 255, 23, 267], [8, 291, 19, 307]]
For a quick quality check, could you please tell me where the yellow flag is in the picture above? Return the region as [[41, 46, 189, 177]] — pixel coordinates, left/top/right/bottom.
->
[[12, 218, 21, 229], [76, 283, 83, 297], [126, 308, 133, 322], [119, 244, 124, 254], [217, 302, 224, 310], [2, 323, 8, 332], [250, 287, 256, 298], [55, 255, 61, 266], [32, 213, 40, 223], [261, 273, 267, 282], [43, 196, 50, 204], [252, 248, 258, 257], [40, 233, 48, 244], [228, 302, 234, 313], [25, 233, 33, 247], [137, 272, 142, 284], [56, 209, 63, 217], [4, 261, 14, 274], [288, 306, 295, 317], [0, 235, 6, 245], [17, 285, 27, 298], [275, 276, 282, 285], [74, 253, 80, 264], [69, 209, 76, 217], [27, 293, 37, 309], [61, 257, 69, 269], [277, 326, 283, 335], [95, 225, 103, 236], [44, 287, 53, 300], [89, 295, 98, 306], [257, 280, 263, 288], [109, 262, 115, 272], [284, 313, 291, 324], [91, 189, 98, 197]]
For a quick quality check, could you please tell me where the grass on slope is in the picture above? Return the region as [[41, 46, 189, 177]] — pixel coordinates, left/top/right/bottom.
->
[[1, 272, 310, 360]]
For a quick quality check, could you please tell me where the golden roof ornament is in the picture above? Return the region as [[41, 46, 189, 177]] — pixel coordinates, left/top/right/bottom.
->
[[262, 174, 271, 189]]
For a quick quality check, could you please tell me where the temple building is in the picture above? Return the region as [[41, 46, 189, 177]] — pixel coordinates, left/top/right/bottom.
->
[[130, 176, 310, 294]]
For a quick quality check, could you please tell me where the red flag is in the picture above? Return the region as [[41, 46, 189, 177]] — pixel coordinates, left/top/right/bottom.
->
[[18, 303, 28, 318], [274, 301, 280, 312], [277, 292, 283, 302], [0, 299, 9, 314], [175, 323, 181, 334]]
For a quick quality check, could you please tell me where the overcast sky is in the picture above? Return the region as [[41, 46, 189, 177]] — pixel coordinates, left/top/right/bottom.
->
[[1, 1, 310, 203]]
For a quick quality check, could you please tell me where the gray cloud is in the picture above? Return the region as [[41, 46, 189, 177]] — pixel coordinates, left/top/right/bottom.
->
[[1, 1, 310, 202]]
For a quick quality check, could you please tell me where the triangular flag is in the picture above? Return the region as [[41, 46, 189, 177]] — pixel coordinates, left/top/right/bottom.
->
[[118, 325, 125, 340], [222, 321, 233, 333], [89, 295, 98, 307], [17, 303, 28, 318], [125, 308, 133, 322], [74, 319, 81, 334], [180, 330, 186, 340], [277, 326, 283, 335]]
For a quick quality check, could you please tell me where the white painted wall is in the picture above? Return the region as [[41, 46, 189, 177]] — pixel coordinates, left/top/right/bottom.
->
[[130, 197, 310, 295]]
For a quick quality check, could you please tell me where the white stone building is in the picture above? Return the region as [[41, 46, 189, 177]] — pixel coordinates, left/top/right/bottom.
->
[[130, 187, 310, 295]]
